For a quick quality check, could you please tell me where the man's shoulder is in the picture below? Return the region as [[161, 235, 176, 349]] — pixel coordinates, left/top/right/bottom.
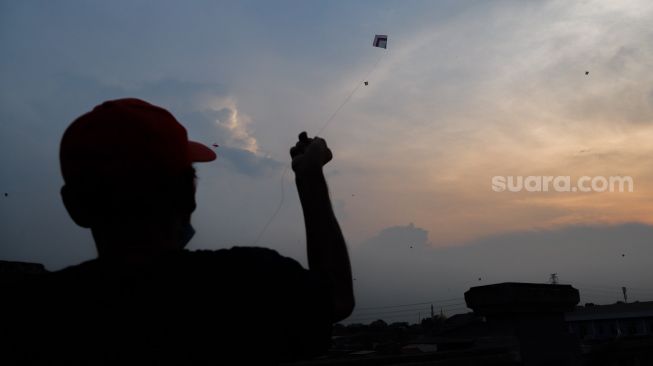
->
[[187, 245, 284, 258], [181, 246, 306, 274], [54, 258, 101, 274], [48, 247, 305, 277], [44, 259, 101, 284]]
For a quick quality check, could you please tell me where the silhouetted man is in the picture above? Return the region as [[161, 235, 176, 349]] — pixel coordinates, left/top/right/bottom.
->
[[7, 98, 353, 365]]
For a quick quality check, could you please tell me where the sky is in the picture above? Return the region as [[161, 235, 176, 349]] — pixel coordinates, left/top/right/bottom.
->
[[1, 0, 653, 323]]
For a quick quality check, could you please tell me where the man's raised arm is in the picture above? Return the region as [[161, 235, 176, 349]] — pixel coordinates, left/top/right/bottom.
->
[[290, 132, 354, 322]]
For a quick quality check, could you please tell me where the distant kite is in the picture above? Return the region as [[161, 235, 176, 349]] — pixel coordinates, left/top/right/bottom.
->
[[364, 81, 369, 86], [212, 143, 219, 148], [373, 35, 388, 49], [585, 71, 589, 75]]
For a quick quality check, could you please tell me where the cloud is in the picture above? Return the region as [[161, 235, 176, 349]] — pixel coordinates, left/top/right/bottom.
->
[[204, 98, 259, 153], [359, 222, 429, 251], [328, 0, 653, 245], [2, 1, 653, 312], [215, 146, 282, 177], [347, 221, 653, 323], [174, 97, 283, 177]]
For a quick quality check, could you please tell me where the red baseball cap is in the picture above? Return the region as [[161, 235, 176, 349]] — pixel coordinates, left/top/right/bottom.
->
[[60, 98, 216, 184]]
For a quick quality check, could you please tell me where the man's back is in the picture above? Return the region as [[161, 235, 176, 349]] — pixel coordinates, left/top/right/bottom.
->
[[7, 247, 332, 365], [4, 99, 354, 364]]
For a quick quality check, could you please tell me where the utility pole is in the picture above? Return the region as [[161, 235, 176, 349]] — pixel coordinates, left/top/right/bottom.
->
[[622, 287, 628, 303], [549, 273, 558, 284], [431, 304, 434, 319]]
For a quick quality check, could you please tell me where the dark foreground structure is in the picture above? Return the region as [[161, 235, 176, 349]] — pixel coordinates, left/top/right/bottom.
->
[[299, 283, 653, 366], [4, 261, 652, 365], [464, 283, 581, 366]]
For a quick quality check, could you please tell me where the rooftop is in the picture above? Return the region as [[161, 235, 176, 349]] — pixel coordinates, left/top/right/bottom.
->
[[565, 301, 653, 321]]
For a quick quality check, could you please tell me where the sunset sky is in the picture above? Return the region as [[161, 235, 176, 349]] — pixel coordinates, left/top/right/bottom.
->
[[2, 0, 652, 322]]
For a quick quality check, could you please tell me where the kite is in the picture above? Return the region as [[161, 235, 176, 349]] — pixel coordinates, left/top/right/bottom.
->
[[253, 33, 390, 246], [212, 143, 219, 148], [585, 71, 589, 75], [373, 35, 388, 49]]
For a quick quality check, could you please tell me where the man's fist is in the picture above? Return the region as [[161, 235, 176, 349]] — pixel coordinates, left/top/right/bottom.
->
[[290, 132, 333, 176]]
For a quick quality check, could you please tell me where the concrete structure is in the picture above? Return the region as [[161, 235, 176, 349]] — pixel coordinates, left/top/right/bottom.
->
[[465, 282, 581, 366]]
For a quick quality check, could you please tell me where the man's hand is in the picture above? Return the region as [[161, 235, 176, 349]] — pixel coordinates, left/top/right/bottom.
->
[[290, 132, 332, 176]]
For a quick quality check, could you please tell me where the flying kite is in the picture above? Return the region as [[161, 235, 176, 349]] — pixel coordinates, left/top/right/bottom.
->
[[253, 33, 390, 246], [212, 143, 219, 148], [373, 35, 388, 49], [585, 71, 589, 75]]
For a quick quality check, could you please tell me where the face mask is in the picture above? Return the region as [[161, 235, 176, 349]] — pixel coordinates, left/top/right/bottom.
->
[[179, 220, 195, 248]]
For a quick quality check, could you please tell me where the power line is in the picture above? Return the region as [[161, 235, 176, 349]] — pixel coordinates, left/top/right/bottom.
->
[[350, 303, 465, 318], [347, 313, 424, 323], [350, 306, 432, 318], [352, 302, 466, 316], [572, 282, 653, 293], [578, 288, 622, 294], [347, 307, 471, 323], [355, 297, 464, 311]]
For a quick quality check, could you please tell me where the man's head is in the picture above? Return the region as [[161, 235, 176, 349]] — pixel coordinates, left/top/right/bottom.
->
[[60, 98, 216, 258]]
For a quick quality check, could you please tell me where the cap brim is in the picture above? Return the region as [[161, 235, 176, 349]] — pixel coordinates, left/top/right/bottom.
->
[[188, 141, 217, 162]]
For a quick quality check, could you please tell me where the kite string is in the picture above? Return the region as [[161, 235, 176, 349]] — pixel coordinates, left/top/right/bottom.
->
[[251, 51, 386, 245], [316, 51, 385, 136], [252, 164, 289, 245]]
